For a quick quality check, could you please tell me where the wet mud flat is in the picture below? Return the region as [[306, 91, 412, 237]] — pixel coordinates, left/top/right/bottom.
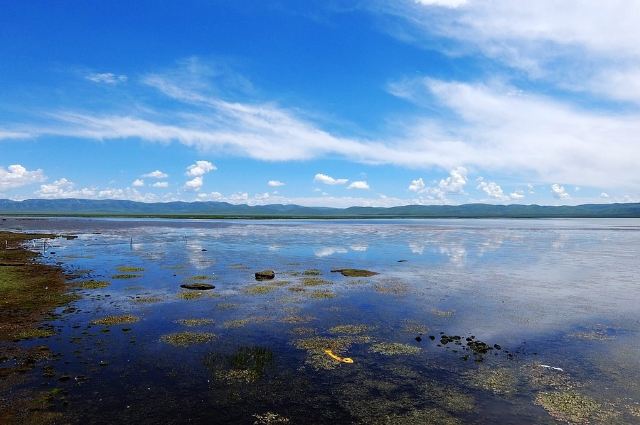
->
[[0, 217, 639, 424]]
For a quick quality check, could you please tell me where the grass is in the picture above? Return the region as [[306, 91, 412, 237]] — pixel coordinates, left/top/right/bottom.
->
[[91, 315, 139, 326], [160, 331, 216, 347], [0, 231, 72, 341]]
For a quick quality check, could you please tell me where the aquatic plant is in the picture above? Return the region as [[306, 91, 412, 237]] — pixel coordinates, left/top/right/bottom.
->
[[370, 342, 420, 356], [310, 289, 336, 299], [175, 318, 214, 327], [301, 277, 333, 286], [401, 321, 429, 334], [373, 281, 409, 295], [91, 314, 139, 326], [280, 315, 315, 324], [423, 382, 476, 413], [293, 335, 370, 370], [13, 328, 56, 340], [535, 391, 602, 424], [111, 274, 141, 279], [380, 409, 461, 425], [466, 367, 518, 395], [160, 331, 216, 347], [431, 309, 455, 318], [76, 280, 110, 289], [331, 268, 378, 277], [206, 346, 274, 384], [177, 291, 204, 300], [133, 295, 164, 303], [329, 324, 373, 335], [252, 412, 290, 424], [302, 269, 321, 276], [116, 266, 144, 272], [244, 285, 277, 295]]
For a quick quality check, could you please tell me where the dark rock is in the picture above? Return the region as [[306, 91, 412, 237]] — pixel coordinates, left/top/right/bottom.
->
[[330, 268, 378, 277], [180, 283, 215, 290], [415, 336, 422, 342], [255, 270, 275, 280]]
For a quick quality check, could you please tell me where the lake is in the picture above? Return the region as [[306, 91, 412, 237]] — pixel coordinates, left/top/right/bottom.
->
[[2, 217, 640, 424]]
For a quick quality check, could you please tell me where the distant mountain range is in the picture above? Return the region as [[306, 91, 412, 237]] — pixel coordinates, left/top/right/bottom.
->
[[1, 198, 639, 218]]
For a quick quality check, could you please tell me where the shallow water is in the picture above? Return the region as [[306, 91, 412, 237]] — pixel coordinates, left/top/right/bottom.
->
[[2, 217, 640, 424]]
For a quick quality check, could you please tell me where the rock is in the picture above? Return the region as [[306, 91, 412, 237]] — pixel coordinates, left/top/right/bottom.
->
[[330, 268, 378, 277], [180, 283, 215, 290], [415, 336, 422, 342], [255, 270, 275, 281]]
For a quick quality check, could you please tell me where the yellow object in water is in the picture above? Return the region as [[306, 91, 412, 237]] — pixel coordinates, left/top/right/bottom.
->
[[324, 349, 354, 363]]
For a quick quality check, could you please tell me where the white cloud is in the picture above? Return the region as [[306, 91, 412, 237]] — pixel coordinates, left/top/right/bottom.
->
[[0, 164, 46, 191], [375, 1, 640, 102], [477, 180, 506, 200], [438, 166, 467, 193], [414, 0, 467, 8], [86, 72, 127, 85], [600, 192, 610, 198], [268, 180, 285, 187], [551, 183, 570, 199], [314, 173, 348, 185], [186, 160, 216, 177], [132, 178, 145, 187], [36, 178, 96, 198], [510, 190, 525, 200], [142, 170, 168, 179], [348, 180, 370, 190], [408, 177, 426, 192], [184, 176, 203, 191], [197, 191, 223, 201], [152, 181, 168, 188]]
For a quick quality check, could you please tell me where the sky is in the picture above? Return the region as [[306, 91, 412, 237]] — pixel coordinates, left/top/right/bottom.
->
[[1, 0, 639, 207]]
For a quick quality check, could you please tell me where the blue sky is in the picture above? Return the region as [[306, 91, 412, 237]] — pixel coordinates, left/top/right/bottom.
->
[[1, 0, 639, 206]]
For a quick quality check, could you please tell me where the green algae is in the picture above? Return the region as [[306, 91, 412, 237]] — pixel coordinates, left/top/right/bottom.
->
[[76, 280, 110, 289], [402, 320, 429, 334], [223, 316, 270, 329], [370, 342, 421, 356], [91, 314, 139, 326], [206, 346, 274, 384], [302, 269, 321, 276], [431, 309, 455, 318], [373, 281, 409, 295], [133, 295, 164, 303], [160, 331, 216, 347], [175, 318, 214, 327], [280, 315, 315, 324], [379, 409, 461, 425]]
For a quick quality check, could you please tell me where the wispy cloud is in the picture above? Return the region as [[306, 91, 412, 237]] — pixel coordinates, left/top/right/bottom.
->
[[86, 72, 128, 85]]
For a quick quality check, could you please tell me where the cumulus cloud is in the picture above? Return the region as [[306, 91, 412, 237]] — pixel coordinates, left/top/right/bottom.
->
[[36, 178, 96, 198], [408, 178, 426, 192], [152, 181, 168, 188], [477, 179, 506, 200], [314, 173, 348, 185], [0, 164, 46, 191], [510, 190, 525, 200], [197, 192, 223, 201], [142, 170, 168, 179], [347, 181, 370, 190], [600, 192, 610, 198], [551, 184, 570, 199], [268, 180, 285, 187], [184, 176, 204, 191], [438, 166, 467, 193], [86, 72, 127, 85], [184, 160, 215, 191], [186, 160, 216, 177], [132, 179, 145, 187]]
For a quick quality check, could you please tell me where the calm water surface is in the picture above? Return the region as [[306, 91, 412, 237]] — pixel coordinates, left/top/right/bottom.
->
[[3, 217, 640, 424]]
